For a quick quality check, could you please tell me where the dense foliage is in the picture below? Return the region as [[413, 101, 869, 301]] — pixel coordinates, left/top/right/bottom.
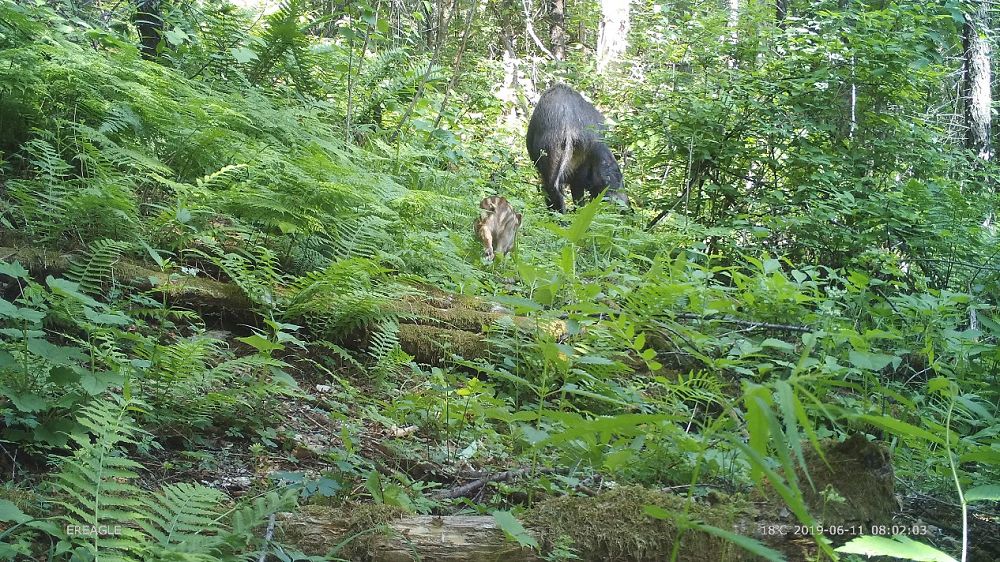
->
[[0, 0, 996, 561]]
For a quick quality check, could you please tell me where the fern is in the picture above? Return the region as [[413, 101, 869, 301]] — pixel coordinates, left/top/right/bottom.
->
[[98, 103, 145, 137], [51, 396, 148, 562], [135, 333, 295, 432], [140, 483, 227, 558], [205, 248, 281, 308], [66, 239, 132, 294], [48, 395, 282, 560], [312, 339, 364, 370], [327, 214, 396, 260], [247, 0, 321, 95], [284, 258, 420, 337], [352, 47, 443, 128], [367, 319, 411, 379]]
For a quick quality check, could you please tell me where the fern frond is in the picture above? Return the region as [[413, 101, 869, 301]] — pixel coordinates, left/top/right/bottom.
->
[[98, 103, 144, 137], [140, 482, 226, 556], [367, 319, 411, 379], [247, 0, 321, 95], [284, 258, 420, 337], [65, 239, 132, 294], [51, 396, 148, 562]]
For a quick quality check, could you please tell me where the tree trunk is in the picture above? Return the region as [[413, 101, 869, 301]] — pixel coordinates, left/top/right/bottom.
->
[[961, 0, 994, 333], [133, 0, 163, 60], [434, 0, 479, 128], [548, 0, 567, 60], [962, 0, 993, 163], [837, 0, 856, 140], [280, 513, 540, 562], [499, 31, 525, 129], [725, 0, 739, 68], [596, 0, 630, 73], [727, 0, 739, 31], [776, 0, 787, 28]]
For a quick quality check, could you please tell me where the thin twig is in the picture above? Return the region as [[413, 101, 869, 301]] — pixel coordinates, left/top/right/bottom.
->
[[519, 0, 555, 59], [673, 313, 811, 333], [432, 467, 558, 500], [389, 0, 454, 142], [256, 513, 277, 562], [433, 0, 478, 128]]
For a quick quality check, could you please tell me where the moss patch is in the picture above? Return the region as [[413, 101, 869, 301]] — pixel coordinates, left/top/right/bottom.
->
[[799, 433, 896, 527], [525, 486, 749, 562], [398, 323, 490, 364], [283, 503, 406, 561]]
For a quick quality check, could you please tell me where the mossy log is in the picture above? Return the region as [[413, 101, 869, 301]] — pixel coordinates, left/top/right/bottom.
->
[[279, 488, 753, 562], [280, 435, 901, 562], [279, 510, 540, 562], [0, 246, 253, 319], [0, 247, 560, 365]]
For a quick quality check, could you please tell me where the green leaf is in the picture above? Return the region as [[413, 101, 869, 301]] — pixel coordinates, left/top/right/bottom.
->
[[960, 447, 1000, 464], [48, 366, 81, 385], [164, 26, 189, 46], [520, 425, 548, 445], [836, 535, 957, 562], [536, 414, 670, 446], [744, 386, 770, 483], [139, 240, 167, 269], [643, 505, 671, 519], [0, 350, 18, 369], [80, 370, 124, 395], [5, 390, 47, 412], [965, 484, 1000, 502], [848, 350, 897, 371], [493, 295, 544, 313], [492, 510, 538, 549], [26, 339, 85, 364], [237, 334, 284, 353], [83, 306, 130, 326], [761, 338, 796, 352], [0, 499, 30, 523], [0, 298, 18, 318], [47, 277, 98, 306], [230, 46, 258, 63], [564, 196, 602, 244], [0, 261, 29, 279], [856, 415, 944, 445]]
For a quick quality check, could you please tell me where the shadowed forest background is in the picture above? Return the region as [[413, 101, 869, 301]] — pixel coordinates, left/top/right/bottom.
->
[[0, 0, 997, 560]]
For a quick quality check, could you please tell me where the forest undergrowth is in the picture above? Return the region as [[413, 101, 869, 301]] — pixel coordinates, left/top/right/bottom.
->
[[0, 1, 997, 561]]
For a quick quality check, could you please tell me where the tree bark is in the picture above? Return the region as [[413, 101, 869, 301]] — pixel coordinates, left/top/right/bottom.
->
[[837, 0, 857, 140], [727, 0, 739, 31], [548, 0, 567, 60], [962, 0, 993, 163], [775, 0, 787, 28], [279, 513, 541, 562], [133, 0, 163, 60], [596, 0, 630, 72]]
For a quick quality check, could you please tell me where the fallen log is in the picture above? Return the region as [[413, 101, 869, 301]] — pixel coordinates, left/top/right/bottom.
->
[[0, 246, 560, 365], [278, 434, 904, 562], [279, 487, 757, 562], [0, 246, 255, 321], [279, 510, 539, 562]]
